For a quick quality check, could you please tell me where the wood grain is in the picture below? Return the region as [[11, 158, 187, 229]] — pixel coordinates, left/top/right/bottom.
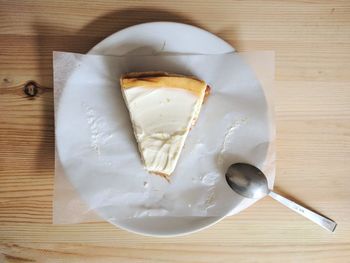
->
[[1, 0, 350, 262]]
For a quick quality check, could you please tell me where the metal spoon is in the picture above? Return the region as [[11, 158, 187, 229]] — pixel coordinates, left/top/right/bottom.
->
[[225, 163, 337, 232]]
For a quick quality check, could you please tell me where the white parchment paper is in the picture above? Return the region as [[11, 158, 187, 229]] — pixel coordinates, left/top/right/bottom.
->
[[53, 51, 275, 223]]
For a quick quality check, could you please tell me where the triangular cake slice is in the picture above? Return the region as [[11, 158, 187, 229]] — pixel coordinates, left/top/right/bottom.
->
[[120, 72, 208, 179]]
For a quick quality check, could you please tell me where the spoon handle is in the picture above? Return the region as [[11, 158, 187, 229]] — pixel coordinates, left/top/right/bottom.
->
[[269, 191, 337, 232]]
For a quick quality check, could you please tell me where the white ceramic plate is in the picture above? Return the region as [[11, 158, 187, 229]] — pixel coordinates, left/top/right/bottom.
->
[[57, 22, 268, 237]]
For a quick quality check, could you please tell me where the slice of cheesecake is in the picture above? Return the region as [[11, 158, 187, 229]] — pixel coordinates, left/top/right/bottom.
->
[[120, 72, 208, 180]]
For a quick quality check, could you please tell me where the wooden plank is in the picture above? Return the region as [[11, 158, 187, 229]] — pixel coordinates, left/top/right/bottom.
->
[[0, 0, 349, 262]]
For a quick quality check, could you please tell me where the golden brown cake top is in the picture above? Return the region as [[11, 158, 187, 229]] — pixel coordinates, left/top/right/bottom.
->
[[120, 71, 207, 96]]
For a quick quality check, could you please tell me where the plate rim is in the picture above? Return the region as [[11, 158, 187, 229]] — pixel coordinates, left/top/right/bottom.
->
[[88, 21, 235, 55]]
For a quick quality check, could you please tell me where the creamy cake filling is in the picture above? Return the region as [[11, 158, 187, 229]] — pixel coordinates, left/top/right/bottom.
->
[[122, 86, 205, 176]]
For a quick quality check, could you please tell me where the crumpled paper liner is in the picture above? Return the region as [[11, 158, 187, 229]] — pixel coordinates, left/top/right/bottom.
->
[[53, 51, 275, 224]]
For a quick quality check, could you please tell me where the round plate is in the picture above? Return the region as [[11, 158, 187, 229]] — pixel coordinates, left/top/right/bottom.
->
[[89, 22, 235, 236], [57, 22, 253, 237]]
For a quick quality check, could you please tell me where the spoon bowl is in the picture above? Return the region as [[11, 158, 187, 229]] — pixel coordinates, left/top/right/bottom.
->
[[226, 163, 269, 199]]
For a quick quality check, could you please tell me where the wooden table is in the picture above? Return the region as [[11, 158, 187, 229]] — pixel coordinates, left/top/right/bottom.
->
[[1, 1, 349, 262]]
